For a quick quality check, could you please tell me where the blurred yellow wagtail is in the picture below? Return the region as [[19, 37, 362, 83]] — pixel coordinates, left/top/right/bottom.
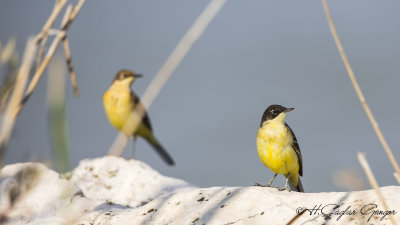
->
[[103, 69, 174, 165]]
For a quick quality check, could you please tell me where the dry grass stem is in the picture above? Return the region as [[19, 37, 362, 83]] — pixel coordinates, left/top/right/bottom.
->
[[35, 0, 67, 44], [62, 38, 79, 97], [357, 152, 397, 225], [36, 0, 67, 68], [322, 0, 400, 182], [108, 0, 227, 155], [394, 172, 400, 184], [333, 169, 365, 191], [36, 34, 49, 69], [0, 38, 37, 159], [61, 4, 80, 97], [285, 209, 306, 225], [19, 30, 66, 114], [19, 0, 86, 114], [140, 0, 227, 109], [0, 38, 16, 64], [62, 0, 86, 30], [0, 0, 86, 162], [61, 4, 73, 27], [0, 39, 19, 114]]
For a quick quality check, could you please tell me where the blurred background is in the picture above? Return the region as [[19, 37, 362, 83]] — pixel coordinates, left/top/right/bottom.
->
[[0, 0, 399, 192]]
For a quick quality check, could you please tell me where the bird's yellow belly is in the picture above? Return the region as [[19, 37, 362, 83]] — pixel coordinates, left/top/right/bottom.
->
[[103, 90, 133, 131], [256, 123, 299, 175]]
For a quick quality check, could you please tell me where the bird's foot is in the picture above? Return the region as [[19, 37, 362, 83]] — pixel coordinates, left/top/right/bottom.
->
[[254, 183, 266, 187], [254, 183, 279, 189], [278, 185, 291, 192]]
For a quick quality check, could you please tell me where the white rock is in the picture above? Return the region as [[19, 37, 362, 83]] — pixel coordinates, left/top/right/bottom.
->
[[0, 162, 95, 225], [71, 156, 193, 207], [84, 185, 400, 225], [1, 157, 399, 225]]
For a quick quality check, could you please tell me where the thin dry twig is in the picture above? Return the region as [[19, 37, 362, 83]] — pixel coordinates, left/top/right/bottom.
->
[[61, 4, 80, 97], [36, 34, 49, 69], [357, 152, 397, 225], [62, 0, 86, 31], [0, 38, 37, 159], [35, 0, 67, 44], [108, 0, 228, 155], [0, 39, 19, 114], [0, 0, 85, 161], [394, 172, 400, 184], [0, 38, 16, 64], [36, 0, 67, 70], [62, 38, 79, 97], [61, 4, 73, 27], [285, 209, 306, 225], [18, 30, 66, 114], [36, 1, 69, 70], [140, 0, 227, 109], [19, 0, 86, 114], [322, 0, 400, 183]]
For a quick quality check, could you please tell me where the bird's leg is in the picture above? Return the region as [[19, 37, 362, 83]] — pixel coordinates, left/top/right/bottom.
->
[[255, 173, 278, 187], [131, 136, 137, 159], [266, 173, 278, 187], [278, 176, 290, 192]]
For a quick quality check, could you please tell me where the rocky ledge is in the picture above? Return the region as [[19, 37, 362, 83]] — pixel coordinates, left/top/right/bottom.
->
[[0, 156, 398, 225]]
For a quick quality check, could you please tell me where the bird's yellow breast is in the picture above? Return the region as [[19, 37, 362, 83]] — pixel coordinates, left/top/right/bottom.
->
[[256, 114, 299, 175], [103, 87, 133, 132]]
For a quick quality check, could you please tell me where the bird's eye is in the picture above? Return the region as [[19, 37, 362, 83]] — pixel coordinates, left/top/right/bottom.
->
[[271, 110, 276, 114]]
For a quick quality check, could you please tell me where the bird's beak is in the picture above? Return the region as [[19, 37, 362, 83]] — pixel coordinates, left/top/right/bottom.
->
[[285, 107, 294, 112], [134, 74, 143, 78]]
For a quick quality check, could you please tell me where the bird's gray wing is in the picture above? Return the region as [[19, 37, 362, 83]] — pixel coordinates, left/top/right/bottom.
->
[[131, 91, 152, 131], [285, 123, 303, 176], [131, 91, 174, 165]]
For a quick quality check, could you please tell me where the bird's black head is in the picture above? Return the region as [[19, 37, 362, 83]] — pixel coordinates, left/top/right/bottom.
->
[[113, 69, 142, 82], [260, 104, 294, 125]]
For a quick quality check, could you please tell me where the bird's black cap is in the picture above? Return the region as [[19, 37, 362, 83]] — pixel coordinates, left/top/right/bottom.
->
[[260, 104, 294, 125], [113, 69, 142, 82]]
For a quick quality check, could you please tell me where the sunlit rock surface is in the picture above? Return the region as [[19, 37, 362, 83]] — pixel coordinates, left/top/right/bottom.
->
[[71, 156, 193, 207], [0, 156, 399, 225]]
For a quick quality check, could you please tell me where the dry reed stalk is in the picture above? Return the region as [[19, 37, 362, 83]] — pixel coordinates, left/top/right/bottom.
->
[[36, 0, 67, 73], [59, 4, 79, 97], [108, 0, 228, 155], [21, 0, 86, 109], [394, 172, 400, 184], [0, 0, 86, 163], [322, 0, 400, 183], [0, 38, 37, 160], [35, 0, 67, 44], [36, 34, 49, 69], [357, 153, 396, 225], [19, 30, 67, 114], [62, 37, 79, 97], [285, 209, 306, 225]]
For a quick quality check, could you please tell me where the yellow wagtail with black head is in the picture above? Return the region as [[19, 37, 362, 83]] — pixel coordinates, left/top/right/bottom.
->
[[256, 104, 304, 192], [103, 69, 174, 165]]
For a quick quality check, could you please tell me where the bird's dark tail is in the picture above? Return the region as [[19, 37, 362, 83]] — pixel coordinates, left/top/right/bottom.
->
[[289, 177, 304, 192], [149, 141, 175, 166], [142, 133, 175, 166], [287, 173, 304, 192]]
